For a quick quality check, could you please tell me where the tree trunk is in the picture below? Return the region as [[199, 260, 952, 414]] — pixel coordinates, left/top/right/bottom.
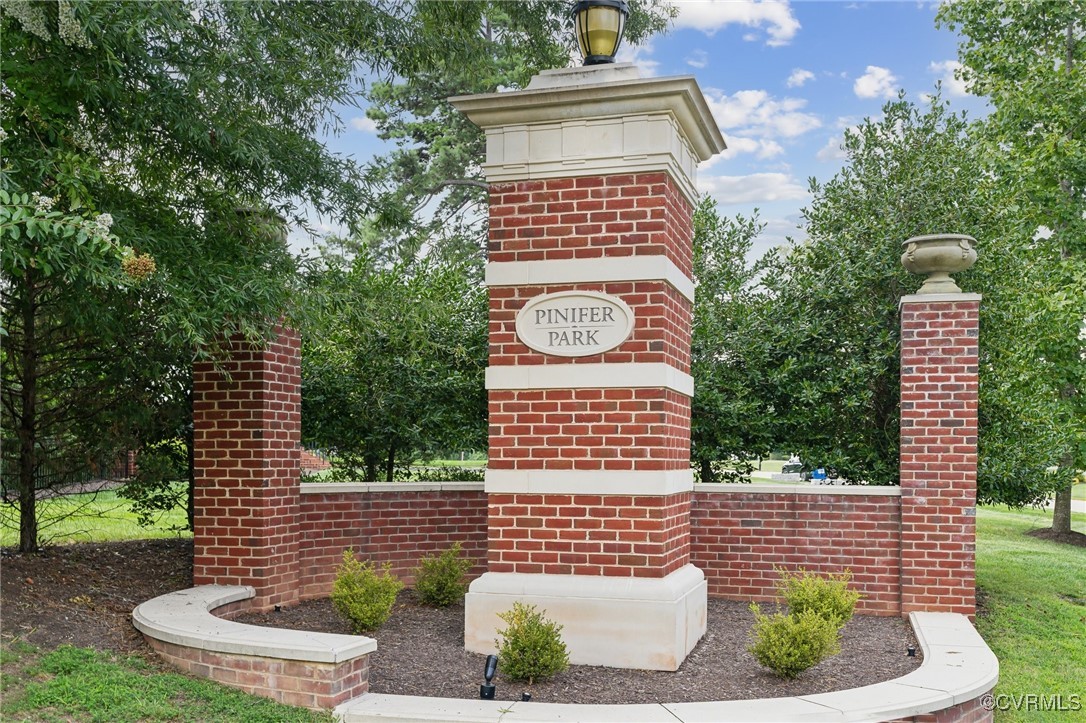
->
[[385, 442, 396, 483], [365, 454, 378, 483], [17, 267, 39, 553], [699, 457, 716, 484], [1052, 485, 1072, 535]]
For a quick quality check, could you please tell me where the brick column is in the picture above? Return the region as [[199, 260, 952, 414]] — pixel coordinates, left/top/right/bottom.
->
[[899, 294, 980, 617], [192, 326, 302, 610], [452, 64, 725, 670]]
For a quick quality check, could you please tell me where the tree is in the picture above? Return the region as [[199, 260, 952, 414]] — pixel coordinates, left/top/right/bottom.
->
[[358, 0, 676, 263], [0, 1, 442, 551], [747, 95, 1074, 502], [301, 248, 487, 482], [938, 0, 1086, 531], [689, 198, 774, 482]]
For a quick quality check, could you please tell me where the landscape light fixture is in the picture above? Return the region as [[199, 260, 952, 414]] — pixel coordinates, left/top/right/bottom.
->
[[480, 654, 498, 699], [572, 0, 629, 65]]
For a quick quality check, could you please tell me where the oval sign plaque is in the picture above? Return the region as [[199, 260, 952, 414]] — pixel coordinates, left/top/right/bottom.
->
[[515, 290, 634, 358]]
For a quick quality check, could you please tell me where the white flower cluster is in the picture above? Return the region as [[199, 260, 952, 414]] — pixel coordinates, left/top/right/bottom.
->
[[31, 192, 56, 213], [94, 212, 113, 233], [0, 127, 8, 143], [57, 0, 91, 49], [3, 1, 50, 42]]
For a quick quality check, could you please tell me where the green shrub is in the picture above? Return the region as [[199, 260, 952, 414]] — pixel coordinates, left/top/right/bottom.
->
[[330, 549, 403, 633], [495, 603, 570, 684], [414, 542, 472, 607], [777, 567, 861, 628], [747, 603, 841, 678]]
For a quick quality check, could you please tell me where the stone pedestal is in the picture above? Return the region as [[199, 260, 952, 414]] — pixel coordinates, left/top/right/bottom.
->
[[451, 64, 724, 670]]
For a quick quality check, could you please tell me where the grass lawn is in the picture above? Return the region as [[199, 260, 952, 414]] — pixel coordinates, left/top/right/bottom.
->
[[0, 643, 330, 722], [0, 490, 190, 548], [975, 505, 1086, 722]]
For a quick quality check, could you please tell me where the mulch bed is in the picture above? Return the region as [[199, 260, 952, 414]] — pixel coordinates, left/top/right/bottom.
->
[[1027, 528, 1086, 548], [2, 539, 922, 705], [236, 590, 922, 705]]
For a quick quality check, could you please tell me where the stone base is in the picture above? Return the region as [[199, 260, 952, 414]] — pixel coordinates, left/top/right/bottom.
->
[[464, 565, 707, 671]]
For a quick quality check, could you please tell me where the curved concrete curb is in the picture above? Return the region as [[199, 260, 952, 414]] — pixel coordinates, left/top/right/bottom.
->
[[133, 584, 376, 663], [134, 585, 376, 709], [334, 612, 997, 723]]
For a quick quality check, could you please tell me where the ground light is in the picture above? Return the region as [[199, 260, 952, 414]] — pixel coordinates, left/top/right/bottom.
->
[[571, 0, 628, 65], [480, 654, 497, 699]]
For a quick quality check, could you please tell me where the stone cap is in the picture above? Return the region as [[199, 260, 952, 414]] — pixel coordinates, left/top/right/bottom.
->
[[449, 65, 726, 162]]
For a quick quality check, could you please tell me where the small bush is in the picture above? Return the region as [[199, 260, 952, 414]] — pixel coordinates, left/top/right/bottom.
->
[[495, 603, 570, 684], [777, 567, 861, 628], [330, 549, 403, 633], [414, 542, 472, 607], [748, 603, 841, 678]]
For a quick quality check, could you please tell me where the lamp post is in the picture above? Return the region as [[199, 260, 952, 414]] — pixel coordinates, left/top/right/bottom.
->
[[571, 0, 629, 65]]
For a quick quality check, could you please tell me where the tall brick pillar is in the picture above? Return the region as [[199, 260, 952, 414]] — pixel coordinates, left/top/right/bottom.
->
[[452, 64, 725, 670], [899, 292, 980, 617], [192, 327, 302, 610]]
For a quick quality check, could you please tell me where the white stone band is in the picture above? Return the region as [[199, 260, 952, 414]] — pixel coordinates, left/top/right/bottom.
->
[[485, 256, 695, 304], [899, 292, 982, 307], [485, 362, 694, 396], [487, 468, 693, 496]]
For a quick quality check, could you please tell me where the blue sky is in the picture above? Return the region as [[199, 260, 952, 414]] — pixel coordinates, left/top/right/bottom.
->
[[315, 0, 990, 261]]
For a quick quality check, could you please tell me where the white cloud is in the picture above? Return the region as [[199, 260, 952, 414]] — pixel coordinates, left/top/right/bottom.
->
[[853, 65, 899, 99], [350, 116, 378, 133], [705, 136, 785, 164], [928, 60, 969, 97], [674, 0, 800, 47], [698, 172, 810, 204], [704, 89, 822, 139], [686, 49, 709, 69], [786, 68, 815, 88], [815, 135, 847, 162], [616, 42, 659, 76]]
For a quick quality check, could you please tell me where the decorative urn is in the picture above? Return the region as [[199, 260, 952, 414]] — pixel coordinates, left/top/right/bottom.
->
[[901, 233, 977, 294]]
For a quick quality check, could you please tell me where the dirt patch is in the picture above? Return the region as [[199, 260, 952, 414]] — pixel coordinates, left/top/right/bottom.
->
[[2, 539, 921, 705], [1, 538, 193, 654], [237, 590, 922, 705], [1026, 528, 1086, 548]]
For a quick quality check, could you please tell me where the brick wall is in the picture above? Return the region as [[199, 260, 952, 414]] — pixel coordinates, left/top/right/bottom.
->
[[488, 388, 690, 471], [899, 297, 980, 617], [191, 327, 301, 610], [487, 492, 691, 577], [691, 489, 903, 615], [296, 488, 488, 599], [296, 484, 907, 613], [488, 174, 693, 277]]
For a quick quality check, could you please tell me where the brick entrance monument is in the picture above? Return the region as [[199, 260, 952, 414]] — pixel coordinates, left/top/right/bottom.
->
[[451, 64, 725, 670]]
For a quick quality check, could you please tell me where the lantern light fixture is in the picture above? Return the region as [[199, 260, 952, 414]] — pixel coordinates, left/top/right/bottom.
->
[[572, 0, 629, 66]]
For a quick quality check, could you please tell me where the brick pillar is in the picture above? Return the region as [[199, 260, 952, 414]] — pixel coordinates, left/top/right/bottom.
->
[[452, 64, 725, 670], [899, 294, 980, 617], [192, 326, 301, 610]]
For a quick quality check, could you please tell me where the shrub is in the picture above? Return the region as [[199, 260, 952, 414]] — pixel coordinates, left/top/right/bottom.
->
[[330, 549, 403, 633], [414, 542, 472, 607], [777, 567, 861, 628], [747, 603, 841, 678], [495, 603, 570, 684]]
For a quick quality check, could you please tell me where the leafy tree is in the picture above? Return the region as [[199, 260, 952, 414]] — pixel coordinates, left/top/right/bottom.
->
[[0, 1, 447, 551], [937, 0, 1086, 531], [301, 248, 487, 482], [748, 95, 1074, 503], [689, 199, 774, 482], [359, 0, 675, 263]]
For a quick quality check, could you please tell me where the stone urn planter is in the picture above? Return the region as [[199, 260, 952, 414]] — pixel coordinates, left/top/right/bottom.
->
[[901, 233, 977, 294]]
